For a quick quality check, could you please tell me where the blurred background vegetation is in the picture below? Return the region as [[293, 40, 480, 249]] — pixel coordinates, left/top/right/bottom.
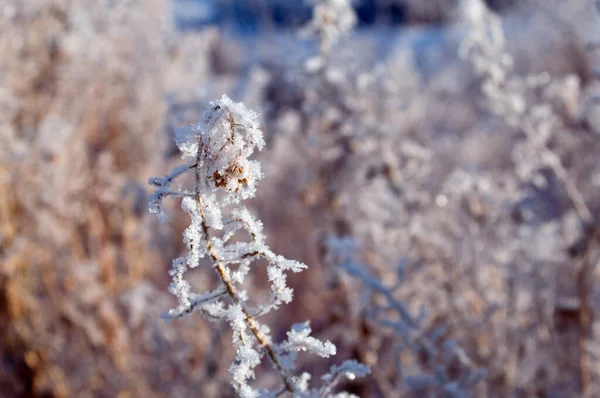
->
[[2, 0, 600, 397]]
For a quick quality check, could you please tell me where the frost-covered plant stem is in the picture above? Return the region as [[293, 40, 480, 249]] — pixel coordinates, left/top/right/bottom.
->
[[189, 119, 294, 390], [150, 95, 369, 397], [196, 193, 296, 392]]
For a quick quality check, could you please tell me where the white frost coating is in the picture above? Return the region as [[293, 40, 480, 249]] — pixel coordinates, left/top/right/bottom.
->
[[317, 360, 371, 398], [322, 360, 371, 382], [303, 0, 357, 55], [228, 303, 262, 398], [281, 322, 337, 358], [149, 95, 368, 396], [181, 197, 205, 268]]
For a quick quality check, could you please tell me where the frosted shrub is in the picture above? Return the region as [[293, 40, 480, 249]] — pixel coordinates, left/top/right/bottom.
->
[[459, 0, 592, 227], [149, 95, 369, 397], [296, 2, 489, 394], [325, 236, 486, 397], [0, 0, 181, 395], [457, 1, 599, 394]]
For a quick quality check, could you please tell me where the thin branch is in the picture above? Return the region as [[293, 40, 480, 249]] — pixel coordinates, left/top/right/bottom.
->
[[194, 143, 296, 394]]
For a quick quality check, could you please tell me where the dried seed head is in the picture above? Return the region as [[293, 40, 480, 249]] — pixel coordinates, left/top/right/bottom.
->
[[176, 95, 265, 199]]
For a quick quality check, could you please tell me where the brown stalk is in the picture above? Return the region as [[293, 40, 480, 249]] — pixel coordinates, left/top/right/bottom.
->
[[194, 129, 295, 394]]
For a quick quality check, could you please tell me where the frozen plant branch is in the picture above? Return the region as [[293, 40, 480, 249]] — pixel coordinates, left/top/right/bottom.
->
[[149, 95, 369, 397]]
